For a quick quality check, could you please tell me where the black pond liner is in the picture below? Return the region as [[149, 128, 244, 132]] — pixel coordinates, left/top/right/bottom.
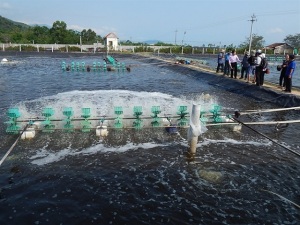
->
[[142, 56, 300, 108]]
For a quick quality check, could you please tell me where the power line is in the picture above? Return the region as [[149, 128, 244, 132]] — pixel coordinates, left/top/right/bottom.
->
[[256, 10, 298, 17]]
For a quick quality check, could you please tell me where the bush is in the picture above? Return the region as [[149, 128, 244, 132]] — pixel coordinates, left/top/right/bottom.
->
[[68, 46, 81, 52]]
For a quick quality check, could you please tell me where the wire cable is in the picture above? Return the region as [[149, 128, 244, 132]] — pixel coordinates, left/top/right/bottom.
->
[[231, 116, 300, 157], [0, 124, 29, 166]]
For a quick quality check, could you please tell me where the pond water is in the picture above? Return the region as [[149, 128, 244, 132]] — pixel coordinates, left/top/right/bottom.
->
[[0, 54, 299, 224]]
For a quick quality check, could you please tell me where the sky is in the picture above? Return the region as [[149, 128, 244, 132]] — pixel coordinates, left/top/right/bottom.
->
[[0, 0, 299, 46]]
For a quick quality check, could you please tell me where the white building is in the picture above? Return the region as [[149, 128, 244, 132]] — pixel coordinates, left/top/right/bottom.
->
[[104, 33, 119, 51]]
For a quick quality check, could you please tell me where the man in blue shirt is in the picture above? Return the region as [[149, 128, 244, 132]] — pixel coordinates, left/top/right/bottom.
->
[[284, 54, 296, 93], [223, 52, 230, 75], [216, 49, 225, 73]]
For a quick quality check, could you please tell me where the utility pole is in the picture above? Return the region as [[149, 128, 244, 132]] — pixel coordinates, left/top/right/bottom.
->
[[182, 31, 186, 46], [175, 29, 177, 45], [181, 31, 186, 54], [248, 14, 257, 53], [80, 35, 82, 53]]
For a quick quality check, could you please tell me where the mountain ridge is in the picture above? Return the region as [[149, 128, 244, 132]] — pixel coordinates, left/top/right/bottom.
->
[[0, 15, 30, 32]]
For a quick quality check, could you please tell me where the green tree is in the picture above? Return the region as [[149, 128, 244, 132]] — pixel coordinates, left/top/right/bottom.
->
[[284, 33, 300, 48], [64, 29, 81, 44], [154, 41, 173, 46], [225, 44, 236, 53], [10, 32, 24, 43], [96, 35, 103, 44], [120, 40, 133, 45], [0, 33, 11, 43], [81, 29, 97, 44], [239, 34, 265, 51], [31, 26, 51, 44], [50, 21, 67, 43]]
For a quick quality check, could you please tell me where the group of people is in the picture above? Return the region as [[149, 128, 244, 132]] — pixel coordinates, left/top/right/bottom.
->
[[277, 53, 296, 92], [216, 49, 296, 92]]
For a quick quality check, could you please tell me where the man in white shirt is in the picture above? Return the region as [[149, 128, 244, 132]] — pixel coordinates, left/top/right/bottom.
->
[[229, 50, 240, 79]]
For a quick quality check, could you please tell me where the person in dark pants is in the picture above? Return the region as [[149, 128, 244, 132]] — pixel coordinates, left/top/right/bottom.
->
[[216, 49, 225, 73], [223, 52, 230, 76], [284, 54, 296, 93], [240, 51, 250, 79], [229, 50, 240, 78], [278, 53, 289, 89], [257, 53, 268, 86], [247, 50, 256, 83], [254, 50, 263, 86]]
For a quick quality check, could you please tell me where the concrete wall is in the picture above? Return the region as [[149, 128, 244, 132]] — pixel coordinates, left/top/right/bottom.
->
[[0, 42, 176, 53], [1, 43, 105, 52]]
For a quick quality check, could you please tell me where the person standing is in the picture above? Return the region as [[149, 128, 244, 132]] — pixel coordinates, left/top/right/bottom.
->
[[216, 49, 225, 73], [223, 52, 231, 76], [278, 53, 289, 89], [229, 50, 240, 79], [240, 51, 250, 79], [247, 50, 256, 83], [255, 49, 263, 86], [284, 54, 296, 93], [258, 53, 268, 86]]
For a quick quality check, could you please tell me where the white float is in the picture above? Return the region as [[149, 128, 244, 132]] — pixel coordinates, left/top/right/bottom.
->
[[21, 127, 36, 140], [20, 122, 41, 140], [233, 124, 242, 132], [1, 58, 8, 63], [96, 125, 108, 137]]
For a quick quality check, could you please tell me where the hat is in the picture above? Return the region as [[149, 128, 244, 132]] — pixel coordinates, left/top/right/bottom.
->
[[257, 49, 262, 54], [289, 54, 295, 59]]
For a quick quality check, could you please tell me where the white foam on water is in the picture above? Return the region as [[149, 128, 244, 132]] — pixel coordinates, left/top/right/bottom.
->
[[30, 141, 168, 166], [179, 137, 272, 148], [14, 89, 218, 128], [13, 90, 267, 166], [198, 138, 272, 147]]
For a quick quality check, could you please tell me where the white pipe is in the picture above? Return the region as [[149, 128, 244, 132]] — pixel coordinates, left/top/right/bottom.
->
[[206, 119, 300, 126], [6, 119, 300, 133], [187, 104, 201, 155], [239, 106, 300, 116]]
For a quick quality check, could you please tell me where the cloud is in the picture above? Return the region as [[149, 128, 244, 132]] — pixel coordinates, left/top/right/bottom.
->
[[0, 2, 11, 9], [269, 28, 284, 34], [68, 24, 84, 31]]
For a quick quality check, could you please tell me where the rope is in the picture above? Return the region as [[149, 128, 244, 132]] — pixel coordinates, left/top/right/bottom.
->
[[0, 124, 29, 166], [260, 189, 300, 209], [230, 116, 300, 157], [254, 94, 288, 103]]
